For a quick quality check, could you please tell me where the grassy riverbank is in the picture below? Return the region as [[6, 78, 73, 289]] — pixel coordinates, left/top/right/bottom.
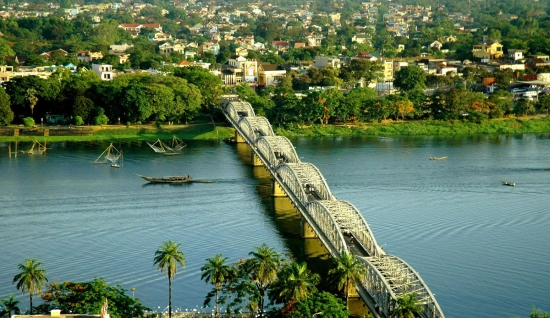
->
[[0, 123, 235, 143], [276, 116, 550, 137], [1, 116, 549, 143]]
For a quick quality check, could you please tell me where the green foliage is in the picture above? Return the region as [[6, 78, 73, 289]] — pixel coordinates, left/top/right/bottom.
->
[[394, 66, 427, 92], [389, 293, 422, 318], [94, 108, 109, 125], [153, 240, 186, 318], [12, 258, 48, 315], [268, 261, 320, 306], [328, 251, 366, 308], [0, 295, 21, 317], [40, 278, 148, 318], [74, 115, 84, 126], [286, 292, 350, 318], [0, 88, 14, 126], [22, 117, 35, 127], [201, 254, 235, 316]]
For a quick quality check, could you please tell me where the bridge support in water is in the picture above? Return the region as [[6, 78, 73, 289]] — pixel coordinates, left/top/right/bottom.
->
[[234, 131, 245, 143], [251, 152, 263, 167], [301, 218, 316, 238], [272, 179, 286, 197]]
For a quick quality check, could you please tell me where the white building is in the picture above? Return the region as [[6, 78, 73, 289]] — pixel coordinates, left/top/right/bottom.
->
[[92, 64, 113, 81]]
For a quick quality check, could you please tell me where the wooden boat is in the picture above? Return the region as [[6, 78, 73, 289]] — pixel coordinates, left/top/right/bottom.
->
[[138, 174, 193, 184], [22, 141, 47, 155], [502, 181, 516, 187], [91, 143, 123, 168], [146, 136, 186, 156], [430, 156, 447, 160]]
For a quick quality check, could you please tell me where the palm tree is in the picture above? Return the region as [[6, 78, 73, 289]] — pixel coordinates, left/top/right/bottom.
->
[[153, 240, 186, 318], [12, 258, 48, 315], [268, 261, 320, 305], [328, 251, 365, 309], [1, 294, 20, 317], [389, 293, 422, 318], [247, 244, 282, 318], [201, 254, 234, 317]]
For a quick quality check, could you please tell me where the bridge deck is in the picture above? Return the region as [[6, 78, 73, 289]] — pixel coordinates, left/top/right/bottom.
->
[[221, 98, 444, 318]]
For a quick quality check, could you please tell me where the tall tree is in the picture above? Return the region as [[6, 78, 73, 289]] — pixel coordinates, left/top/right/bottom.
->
[[245, 244, 282, 318], [12, 258, 48, 315], [0, 87, 14, 126], [201, 254, 234, 317], [393, 65, 427, 92], [389, 293, 422, 318], [153, 240, 186, 318], [268, 261, 319, 307], [328, 251, 365, 309], [1, 294, 20, 317]]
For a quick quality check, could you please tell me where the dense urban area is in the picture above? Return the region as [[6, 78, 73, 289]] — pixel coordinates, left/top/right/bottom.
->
[[1, 0, 550, 317], [1, 0, 550, 128]]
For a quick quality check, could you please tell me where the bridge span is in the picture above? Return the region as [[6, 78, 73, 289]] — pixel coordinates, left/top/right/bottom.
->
[[221, 98, 444, 318]]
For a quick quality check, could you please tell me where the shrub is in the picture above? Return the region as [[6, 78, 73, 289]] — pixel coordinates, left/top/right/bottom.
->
[[74, 116, 84, 126], [22, 117, 35, 127], [126, 121, 130, 128], [94, 108, 109, 125]]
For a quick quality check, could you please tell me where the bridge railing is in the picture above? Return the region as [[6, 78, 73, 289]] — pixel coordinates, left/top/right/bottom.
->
[[220, 97, 445, 318]]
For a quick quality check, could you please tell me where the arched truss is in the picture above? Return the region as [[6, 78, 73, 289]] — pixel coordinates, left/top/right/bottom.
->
[[275, 163, 335, 205], [256, 136, 301, 168], [309, 200, 384, 258], [225, 101, 255, 124], [238, 116, 275, 144], [358, 255, 445, 318], [305, 201, 349, 256]]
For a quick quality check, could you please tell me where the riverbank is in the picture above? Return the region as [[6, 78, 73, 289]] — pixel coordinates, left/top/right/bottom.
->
[[1, 116, 549, 142], [276, 116, 550, 137], [0, 123, 235, 142]]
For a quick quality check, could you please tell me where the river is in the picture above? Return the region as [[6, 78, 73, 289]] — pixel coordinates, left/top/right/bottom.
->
[[0, 135, 549, 318]]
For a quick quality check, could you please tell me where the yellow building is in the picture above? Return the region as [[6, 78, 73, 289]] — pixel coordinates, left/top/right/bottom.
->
[[472, 42, 504, 60]]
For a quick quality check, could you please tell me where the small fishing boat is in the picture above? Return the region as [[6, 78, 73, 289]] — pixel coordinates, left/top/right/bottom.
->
[[430, 156, 447, 160], [502, 181, 516, 187], [138, 174, 193, 184]]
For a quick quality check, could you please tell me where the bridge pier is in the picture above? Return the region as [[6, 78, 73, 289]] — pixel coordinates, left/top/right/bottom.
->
[[234, 131, 245, 143], [301, 218, 316, 238], [271, 179, 286, 197], [251, 152, 263, 167]]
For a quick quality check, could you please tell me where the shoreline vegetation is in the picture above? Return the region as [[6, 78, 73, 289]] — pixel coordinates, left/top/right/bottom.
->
[[1, 116, 549, 143]]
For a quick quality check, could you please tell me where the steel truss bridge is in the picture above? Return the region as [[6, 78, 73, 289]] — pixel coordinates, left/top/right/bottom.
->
[[221, 98, 444, 318]]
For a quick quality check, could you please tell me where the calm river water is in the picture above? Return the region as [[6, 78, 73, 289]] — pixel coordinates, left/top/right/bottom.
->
[[1, 135, 549, 318]]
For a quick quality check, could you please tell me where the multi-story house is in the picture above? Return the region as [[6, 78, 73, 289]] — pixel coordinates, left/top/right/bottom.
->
[[313, 56, 341, 69], [76, 50, 103, 63], [472, 42, 504, 60], [118, 23, 162, 37], [92, 64, 113, 81], [158, 42, 185, 55], [148, 33, 173, 42], [220, 56, 258, 85], [199, 41, 220, 56], [258, 62, 287, 86]]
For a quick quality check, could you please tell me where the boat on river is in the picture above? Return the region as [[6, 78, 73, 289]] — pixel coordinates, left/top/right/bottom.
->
[[502, 181, 516, 187], [138, 174, 193, 183], [430, 156, 447, 160]]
